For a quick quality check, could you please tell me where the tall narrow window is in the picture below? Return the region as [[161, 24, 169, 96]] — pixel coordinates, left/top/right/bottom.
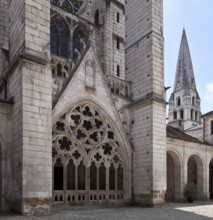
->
[[180, 109, 184, 119], [73, 26, 87, 61], [95, 10, 99, 26], [109, 164, 115, 190], [117, 165, 123, 190], [116, 37, 120, 49], [78, 161, 85, 190], [173, 111, 177, 120], [192, 96, 195, 106], [191, 109, 194, 120], [99, 163, 106, 190], [117, 65, 120, 77], [195, 111, 198, 122], [67, 159, 75, 190], [211, 121, 213, 135], [51, 26, 59, 55], [60, 29, 69, 58], [177, 97, 181, 107], [54, 159, 63, 190], [51, 16, 69, 58], [117, 12, 120, 23], [90, 162, 97, 190]]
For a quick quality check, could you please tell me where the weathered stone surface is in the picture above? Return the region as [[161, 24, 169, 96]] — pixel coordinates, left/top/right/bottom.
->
[[0, 0, 213, 216]]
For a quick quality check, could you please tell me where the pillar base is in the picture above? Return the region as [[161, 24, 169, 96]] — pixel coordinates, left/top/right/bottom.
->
[[22, 198, 52, 216], [133, 191, 165, 207]]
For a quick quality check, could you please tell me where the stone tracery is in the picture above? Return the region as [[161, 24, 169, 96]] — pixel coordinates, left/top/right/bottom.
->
[[53, 103, 125, 203], [51, 0, 88, 15], [50, 11, 90, 97]]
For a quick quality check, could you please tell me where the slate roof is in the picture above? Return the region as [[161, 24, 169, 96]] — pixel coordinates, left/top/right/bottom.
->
[[167, 125, 203, 144], [202, 111, 213, 118], [174, 29, 198, 93]]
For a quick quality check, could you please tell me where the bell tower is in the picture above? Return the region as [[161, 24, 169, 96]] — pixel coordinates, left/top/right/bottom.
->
[[125, 0, 166, 205], [168, 29, 202, 130]]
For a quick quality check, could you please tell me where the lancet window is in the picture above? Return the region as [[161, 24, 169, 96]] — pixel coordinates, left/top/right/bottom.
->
[[173, 111, 177, 120], [180, 109, 184, 120], [50, 12, 89, 83], [176, 97, 181, 107], [192, 96, 195, 106], [51, 15, 69, 58], [73, 26, 88, 61], [52, 103, 126, 204]]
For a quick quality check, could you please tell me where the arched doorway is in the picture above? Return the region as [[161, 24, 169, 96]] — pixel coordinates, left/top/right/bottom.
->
[[187, 155, 204, 200], [210, 159, 213, 200], [166, 151, 181, 202]]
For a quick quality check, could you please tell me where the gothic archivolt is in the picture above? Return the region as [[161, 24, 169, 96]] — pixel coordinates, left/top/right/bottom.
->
[[52, 103, 126, 168]]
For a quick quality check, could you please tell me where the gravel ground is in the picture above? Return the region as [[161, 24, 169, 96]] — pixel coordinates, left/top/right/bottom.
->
[[1, 201, 213, 220]]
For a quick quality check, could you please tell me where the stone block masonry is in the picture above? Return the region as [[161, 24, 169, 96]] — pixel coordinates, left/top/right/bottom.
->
[[7, 0, 52, 215], [125, 0, 166, 205], [21, 60, 52, 215]]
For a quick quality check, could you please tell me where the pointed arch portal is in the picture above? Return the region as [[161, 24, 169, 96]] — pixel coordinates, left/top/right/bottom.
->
[[52, 103, 127, 204]]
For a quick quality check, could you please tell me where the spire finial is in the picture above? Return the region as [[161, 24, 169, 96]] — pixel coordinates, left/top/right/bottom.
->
[[173, 29, 197, 91]]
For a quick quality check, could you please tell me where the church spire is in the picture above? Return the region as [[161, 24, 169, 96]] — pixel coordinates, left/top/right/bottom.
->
[[168, 29, 202, 131], [174, 29, 197, 91]]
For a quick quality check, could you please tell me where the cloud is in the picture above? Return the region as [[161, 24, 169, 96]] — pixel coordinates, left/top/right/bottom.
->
[[206, 83, 213, 93], [204, 94, 213, 104], [203, 83, 213, 112]]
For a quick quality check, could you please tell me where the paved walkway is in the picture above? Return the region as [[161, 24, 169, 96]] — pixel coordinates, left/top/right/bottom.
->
[[1, 202, 213, 220]]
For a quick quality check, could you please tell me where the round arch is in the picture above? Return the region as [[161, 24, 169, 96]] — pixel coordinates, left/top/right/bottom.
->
[[166, 150, 182, 202], [187, 154, 205, 200]]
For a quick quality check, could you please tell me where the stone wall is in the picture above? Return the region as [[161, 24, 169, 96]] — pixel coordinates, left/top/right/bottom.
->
[[0, 102, 12, 211], [6, 0, 52, 215], [0, 0, 9, 77], [126, 0, 166, 205], [94, 0, 125, 79], [203, 114, 213, 145]]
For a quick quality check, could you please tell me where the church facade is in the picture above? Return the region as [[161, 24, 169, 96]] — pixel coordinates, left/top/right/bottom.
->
[[0, 0, 212, 216]]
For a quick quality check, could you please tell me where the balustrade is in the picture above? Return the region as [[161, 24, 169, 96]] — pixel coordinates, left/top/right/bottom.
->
[[105, 75, 131, 98], [54, 190, 124, 204]]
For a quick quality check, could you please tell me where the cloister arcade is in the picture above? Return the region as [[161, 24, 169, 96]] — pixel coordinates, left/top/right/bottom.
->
[[166, 146, 213, 202]]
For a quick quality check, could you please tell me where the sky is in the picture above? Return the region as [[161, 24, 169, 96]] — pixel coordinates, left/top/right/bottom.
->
[[164, 0, 213, 114]]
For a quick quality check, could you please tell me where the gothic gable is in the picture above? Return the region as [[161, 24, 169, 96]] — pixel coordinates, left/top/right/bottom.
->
[[52, 47, 131, 156]]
